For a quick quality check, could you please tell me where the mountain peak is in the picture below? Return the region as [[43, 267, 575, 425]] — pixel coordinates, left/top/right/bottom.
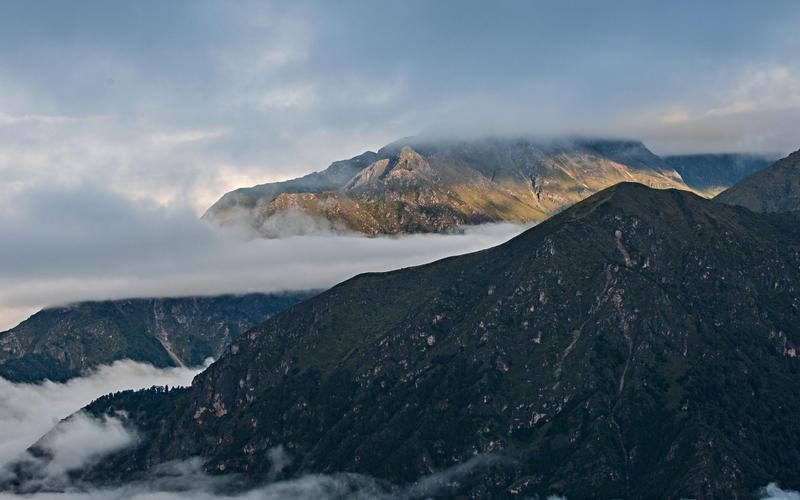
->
[[715, 147, 800, 213], [57, 180, 800, 499], [203, 136, 693, 236]]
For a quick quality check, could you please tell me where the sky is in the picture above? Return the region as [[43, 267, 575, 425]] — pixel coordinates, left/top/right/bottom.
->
[[2, 0, 800, 327]]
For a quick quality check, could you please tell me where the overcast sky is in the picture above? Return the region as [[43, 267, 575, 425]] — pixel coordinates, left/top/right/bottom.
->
[[2, 1, 800, 328], [2, 1, 800, 209]]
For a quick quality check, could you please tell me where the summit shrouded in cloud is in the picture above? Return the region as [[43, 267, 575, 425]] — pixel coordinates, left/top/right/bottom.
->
[[2, 0, 800, 215], [203, 136, 691, 236]]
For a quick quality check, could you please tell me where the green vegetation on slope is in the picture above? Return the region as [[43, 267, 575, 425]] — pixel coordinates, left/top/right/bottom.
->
[[0, 292, 315, 382], [59, 183, 800, 499]]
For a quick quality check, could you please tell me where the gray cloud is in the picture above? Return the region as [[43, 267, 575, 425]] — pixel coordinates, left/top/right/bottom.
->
[[4, 445, 513, 500], [0, 184, 526, 329]]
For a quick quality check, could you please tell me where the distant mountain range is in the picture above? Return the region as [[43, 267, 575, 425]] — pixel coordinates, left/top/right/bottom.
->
[[715, 148, 800, 213], [203, 136, 774, 237], [203, 137, 690, 236], [37, 176, 800, 498], [663, 153, 776, 196], [0, 292, 314, 383]]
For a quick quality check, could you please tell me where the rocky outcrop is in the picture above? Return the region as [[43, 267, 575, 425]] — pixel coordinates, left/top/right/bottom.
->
[[203, 137, 691, 236]]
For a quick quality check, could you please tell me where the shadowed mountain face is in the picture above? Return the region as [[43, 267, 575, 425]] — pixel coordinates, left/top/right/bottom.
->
[[44, 183, 800, 499], [715, 149, 800, 213], [0, 292, 315, 383], [663, 153, 775, 196], [203, 137, 690, 236]]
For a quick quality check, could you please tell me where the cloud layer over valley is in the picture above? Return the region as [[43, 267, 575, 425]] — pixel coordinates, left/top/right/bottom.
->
[[0, 360, 203, 473], [0, 183, 525, 330]]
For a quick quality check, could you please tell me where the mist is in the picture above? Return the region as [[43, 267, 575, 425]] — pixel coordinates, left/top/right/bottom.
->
[[0, 184, 526, 330], [760, 484, 800, 500], [0, 360, 204, 472]]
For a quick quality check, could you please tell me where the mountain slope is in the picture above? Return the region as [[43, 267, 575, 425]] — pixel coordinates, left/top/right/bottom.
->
[[715, 149, 800, 213], [28, 183, 800, 498], [0, 292, 314, 383], [204, 137, 691, 236], [663, 153, 774, 196]]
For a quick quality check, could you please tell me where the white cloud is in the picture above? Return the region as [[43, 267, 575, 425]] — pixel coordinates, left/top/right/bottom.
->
[[147, 128, 231, 147], [26, 412, 136, 488], [631, 64, 800, 154], [0, 360, 204, 472], [257, 84, 318, 110], [759, 483, 800, 500], [658, 66, 800, 125], [3, 435, 512, 499], [0, 114, 79, 126]]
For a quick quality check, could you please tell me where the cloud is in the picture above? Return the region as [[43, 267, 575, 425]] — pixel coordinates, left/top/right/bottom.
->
[[0, 360, 204, 472], [13, 413, 137, 491], [0, 184, 526, 330], [257, 84, 317, 110], [623, 64, 800, 154], [759, 484, 800, 500], [3, 442, 513, 500]]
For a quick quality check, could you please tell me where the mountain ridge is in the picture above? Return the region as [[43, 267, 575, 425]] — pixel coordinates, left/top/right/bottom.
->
[[715, 148, 800, 213], [34, 182, 800, 499], [0, 292, 315, 383], [663, 153, 775, 196], [203, 137, 692, 236]]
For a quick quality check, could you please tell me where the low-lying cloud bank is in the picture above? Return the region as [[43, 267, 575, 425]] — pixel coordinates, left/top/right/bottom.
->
[[760, 484, 800, 500], [4, 428, 537, 500], [0, 184, 527, 330], [0, 360, 204, 472]]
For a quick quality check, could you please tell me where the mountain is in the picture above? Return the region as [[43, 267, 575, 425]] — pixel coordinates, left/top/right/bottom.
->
[[0, 292, 315, 383], [663, 153, 775, 196], [203, 137, 690, 236], [37, 183, 800, 499], [715, 149, 800, 213]]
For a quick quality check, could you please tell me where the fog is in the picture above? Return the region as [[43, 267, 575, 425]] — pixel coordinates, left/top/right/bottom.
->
[[760, 484, 800, 500], [0, 360, 204, 472], [0, 358, 792, 499], [0, 184, 526, 330], [2, 451, 518, 500]]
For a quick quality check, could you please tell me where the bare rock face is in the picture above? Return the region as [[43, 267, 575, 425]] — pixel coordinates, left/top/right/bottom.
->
[[47, 183, 800, 499], [716, 148, 800, 213], [0, 292, 315, 383], [203, 137, 692, 236]]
